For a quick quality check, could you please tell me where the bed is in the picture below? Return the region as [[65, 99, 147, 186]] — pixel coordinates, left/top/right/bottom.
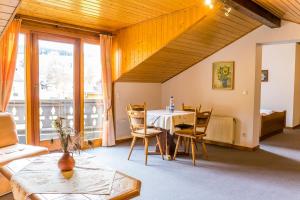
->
[[260, 109, 286, 141]]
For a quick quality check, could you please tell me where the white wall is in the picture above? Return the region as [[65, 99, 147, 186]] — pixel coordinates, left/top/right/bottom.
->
[[162, 21, 300, 148], [261, 43, 296, 127], [114, 82, 161, 139], [113, 21, 300, 147]]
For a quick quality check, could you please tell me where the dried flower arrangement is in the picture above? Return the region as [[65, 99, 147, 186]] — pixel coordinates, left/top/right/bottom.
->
[[54, 117, 80, 153], [53, 117, 81, 171], [53, 117, 81, 153]]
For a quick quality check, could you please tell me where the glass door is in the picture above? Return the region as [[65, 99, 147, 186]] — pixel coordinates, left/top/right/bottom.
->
[[37, 37, 75, 150], [30, 33, 103, 150], [83, 43, 103, 147]]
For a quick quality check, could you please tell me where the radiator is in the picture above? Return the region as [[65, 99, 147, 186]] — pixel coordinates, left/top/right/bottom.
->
[[204, 115, 236, 144]]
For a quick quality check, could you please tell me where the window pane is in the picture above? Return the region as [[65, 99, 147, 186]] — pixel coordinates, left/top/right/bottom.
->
[[38, 40, 74, 141], [83, 43, 103, 140], [7, 33, 26, 144]]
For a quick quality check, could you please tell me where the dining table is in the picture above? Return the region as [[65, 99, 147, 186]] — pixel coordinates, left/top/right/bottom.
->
[[147, 110, 194, 159]]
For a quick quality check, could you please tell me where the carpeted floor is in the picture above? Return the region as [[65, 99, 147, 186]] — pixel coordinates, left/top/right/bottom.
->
[[2, 129, 300, 200]]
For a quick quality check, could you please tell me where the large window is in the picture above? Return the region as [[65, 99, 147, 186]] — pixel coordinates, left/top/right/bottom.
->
[[6, 31, 104, 149], [83, 43, 103, 140], [38, 40, 75, 141], [7, 33, 26, 144]]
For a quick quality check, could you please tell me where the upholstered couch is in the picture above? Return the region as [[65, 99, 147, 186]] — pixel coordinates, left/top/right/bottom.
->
[[0, 113, 49, 196]]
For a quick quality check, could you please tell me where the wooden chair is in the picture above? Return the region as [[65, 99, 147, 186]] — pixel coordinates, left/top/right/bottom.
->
[[173, 108, 212, 165], [127, 103, 164, 165], [182, 103, 201, 112], [176, 104, 201, 152], [175, 104, 201, 130]]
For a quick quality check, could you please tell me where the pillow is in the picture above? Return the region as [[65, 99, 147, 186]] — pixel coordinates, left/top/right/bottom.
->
[[0, 113, 18, 147]]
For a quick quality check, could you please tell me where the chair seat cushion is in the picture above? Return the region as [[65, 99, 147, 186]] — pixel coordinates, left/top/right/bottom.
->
[[0, 144, 48, 166], [175, 128, 206, 137], [175, 129, 193, 135], [174, 124, 193, 129], [134, 128, 162, 135]]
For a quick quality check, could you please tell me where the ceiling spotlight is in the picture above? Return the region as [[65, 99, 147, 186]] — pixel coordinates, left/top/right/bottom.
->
[[220, 0, 232, 16], [224, 5, 232, 16], [204, 0, 214, 9], [205, 0, 212, 5]]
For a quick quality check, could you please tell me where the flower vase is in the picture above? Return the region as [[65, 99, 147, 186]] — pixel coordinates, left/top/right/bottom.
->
[[58, 152, 75, 172], [222, 79, 228, 88]]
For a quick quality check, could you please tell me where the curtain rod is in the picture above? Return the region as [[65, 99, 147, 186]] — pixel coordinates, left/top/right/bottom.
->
[[16, 15, 113, 36]]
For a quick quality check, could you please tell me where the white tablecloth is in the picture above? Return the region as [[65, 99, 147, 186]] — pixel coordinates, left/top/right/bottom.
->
[[10, 153, 116, 200], [147, 110, 194, 134]]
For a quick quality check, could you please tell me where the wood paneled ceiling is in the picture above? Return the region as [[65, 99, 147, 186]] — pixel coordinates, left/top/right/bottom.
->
[[0, 0, 21, 37], [17, 0, 201, 32], [113, 3, 211, 81], [117, 6, 261, 82], [253, 0, 300, 24], [2, 0, 293, 83]]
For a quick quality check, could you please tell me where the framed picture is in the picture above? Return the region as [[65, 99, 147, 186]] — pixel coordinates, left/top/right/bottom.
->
[[212, 61, 234, 90], [261, 70, 268, 82]]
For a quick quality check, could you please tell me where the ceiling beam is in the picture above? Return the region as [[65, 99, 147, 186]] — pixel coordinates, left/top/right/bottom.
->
[[223, 0, 281, 28], [16, 14, 113, 35]]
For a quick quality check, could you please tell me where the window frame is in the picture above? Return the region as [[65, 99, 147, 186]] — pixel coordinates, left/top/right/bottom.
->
[[19, 26, 102, 150], [81, 39, 103, 149]]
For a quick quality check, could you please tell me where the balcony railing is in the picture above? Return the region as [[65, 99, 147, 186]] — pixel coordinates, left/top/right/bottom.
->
[[7, 99, 103, 144]]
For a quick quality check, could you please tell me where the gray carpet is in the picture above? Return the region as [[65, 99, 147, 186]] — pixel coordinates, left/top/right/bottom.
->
[[2, 129, 300, 200]]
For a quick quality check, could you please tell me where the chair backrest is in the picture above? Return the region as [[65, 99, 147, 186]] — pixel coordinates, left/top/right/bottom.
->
[[193, 108, 213, 135], [182, 103, 201, 112], [0, 113, 19, 147], [126, 103, 147, 135]]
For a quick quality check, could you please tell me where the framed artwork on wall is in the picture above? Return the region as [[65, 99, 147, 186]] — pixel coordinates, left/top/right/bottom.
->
[[212, 61, 234, 90], [261, 70, 268, 82]]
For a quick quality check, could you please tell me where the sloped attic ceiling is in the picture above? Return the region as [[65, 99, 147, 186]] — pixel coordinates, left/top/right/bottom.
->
[[253, 0, 300, 24], [3, 0, 300, 83], [117, 6, 261, 82]]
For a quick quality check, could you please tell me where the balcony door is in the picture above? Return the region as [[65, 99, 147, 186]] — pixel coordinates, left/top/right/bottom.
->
[[31, 34, 79, 150], [30, 33, 103, 151]]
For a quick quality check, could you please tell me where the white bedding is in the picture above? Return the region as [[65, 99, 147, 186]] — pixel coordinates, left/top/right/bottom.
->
[[260, 109, 274, 115]]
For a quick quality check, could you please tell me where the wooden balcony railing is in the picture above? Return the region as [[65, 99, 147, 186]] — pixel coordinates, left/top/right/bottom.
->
[[7, 99, 103, 144]]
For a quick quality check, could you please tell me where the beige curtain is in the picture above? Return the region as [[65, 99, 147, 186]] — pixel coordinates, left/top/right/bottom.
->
[[100, 34, 115, 146], [0, 19, 21, 112]]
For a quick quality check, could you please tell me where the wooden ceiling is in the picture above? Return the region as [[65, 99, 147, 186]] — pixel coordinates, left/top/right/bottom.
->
[[113, 3, 211, 81], [253, 0, 300, 24], [17, 0, 200, 32], [3, 0, 298, 83], [0, 0, 21, 37], [117, 6, 261, 82]]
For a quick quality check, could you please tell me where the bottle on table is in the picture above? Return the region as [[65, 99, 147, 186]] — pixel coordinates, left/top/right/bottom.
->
[[169, 96, 175, 113]]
